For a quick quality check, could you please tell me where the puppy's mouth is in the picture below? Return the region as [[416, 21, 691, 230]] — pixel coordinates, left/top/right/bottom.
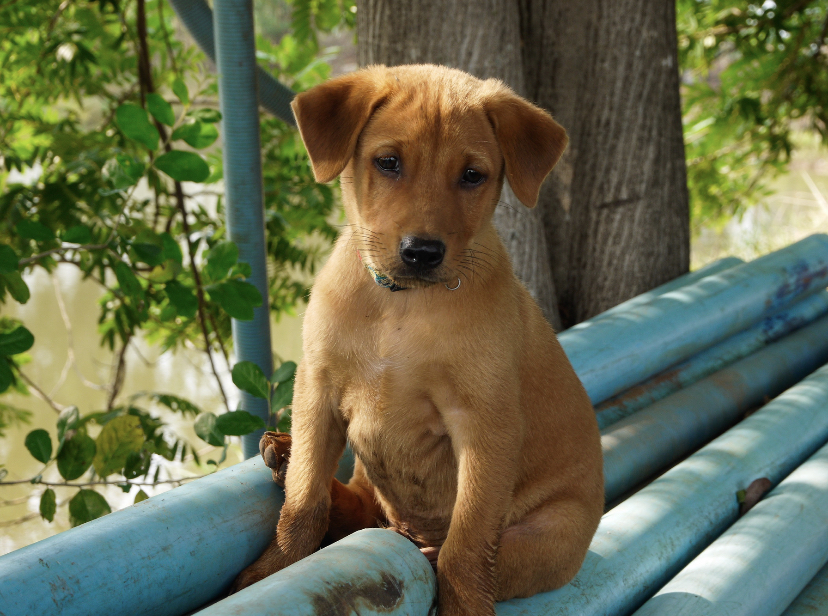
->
[[387, 263, 448, 287]]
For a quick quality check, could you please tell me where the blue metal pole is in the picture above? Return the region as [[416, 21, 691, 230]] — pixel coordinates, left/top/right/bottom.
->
[[569, 256, 743, 329], [602, 314, 828, 503], [194, 529, 436, 616], [213, 0, 274, 458], [558, 234, 828, 405], [167, 0, 296, 125], [492, 362, 828, 615], [782, 562, 828, 616], [632, 440, 828, 616], [596, 290, 828, 429], [0, 458, 281, 616]]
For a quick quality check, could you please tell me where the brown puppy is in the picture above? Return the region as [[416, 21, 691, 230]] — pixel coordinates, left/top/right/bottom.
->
[[234, 64, 604, 616]]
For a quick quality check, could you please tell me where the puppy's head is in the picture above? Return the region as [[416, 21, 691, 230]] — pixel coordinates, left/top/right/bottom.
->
[[292, 64, 567, 289]]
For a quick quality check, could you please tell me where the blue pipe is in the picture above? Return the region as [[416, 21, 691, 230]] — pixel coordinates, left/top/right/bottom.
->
[[558, 234, 828, 405], [632, 440, 828, 616], [782, 562, 828, 616], [0, 458, 281, 616], [571, 256, 743, 328], [194, 529, 436, 616], [596, 290, 828, 429], [602, 314, 828, 503], [213, 0, 274, 458], [494, 362, 828, 616], [167, 0, 296, 125]]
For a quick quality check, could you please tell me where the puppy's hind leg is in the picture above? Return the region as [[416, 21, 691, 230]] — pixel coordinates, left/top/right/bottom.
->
[[494, 499, 603, 601]]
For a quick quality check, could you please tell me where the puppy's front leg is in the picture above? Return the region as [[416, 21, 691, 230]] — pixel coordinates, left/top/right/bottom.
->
[[438, 402, 521, 616], [233, 363, 344, 590]]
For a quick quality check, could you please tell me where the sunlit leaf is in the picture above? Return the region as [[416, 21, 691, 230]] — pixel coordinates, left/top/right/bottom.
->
[[171, 121, 218, 149], [204, 241, 238, 282], [271, 361, 297, 384], [93, 415, 145, 477], [146, 92, 175, 127], [134, 489, 149, 504], [155, 150, 210, 182], [172, 78, 189, 105], [115, 104, 160, 150], [232, 361, 270, 400]]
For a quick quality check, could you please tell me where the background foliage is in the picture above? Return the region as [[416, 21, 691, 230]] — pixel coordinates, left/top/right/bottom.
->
[[0, 0, 352, 527], [678, 0, 828, 229], [0, 0, 825, 533]]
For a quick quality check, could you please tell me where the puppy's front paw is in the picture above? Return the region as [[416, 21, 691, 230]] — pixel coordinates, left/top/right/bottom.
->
[[259, 431, 291, 487]]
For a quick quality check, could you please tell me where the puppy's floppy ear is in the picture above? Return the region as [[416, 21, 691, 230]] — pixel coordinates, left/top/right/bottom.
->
[[291, 68, 391, 183], [485, 87, 568, 208]]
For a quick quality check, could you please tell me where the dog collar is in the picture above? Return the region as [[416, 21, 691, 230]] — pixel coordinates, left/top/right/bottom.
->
[[356, 250, 407, 292]]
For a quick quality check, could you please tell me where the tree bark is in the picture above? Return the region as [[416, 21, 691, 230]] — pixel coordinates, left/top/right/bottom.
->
[[357, 0, 563, 330], [519, 0, 690, 326], [356, 0, 690, 329]]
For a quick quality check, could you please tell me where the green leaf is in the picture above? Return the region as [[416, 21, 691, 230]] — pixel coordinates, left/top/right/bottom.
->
[[0, 244, 19, 273], [164, 280, 198, 319], [154, 150, 210, 182], [113, 261, 143, 301], [0, 326, 34, 356], [172, 78, 189, 105], [92, 415, 145, 477], [160, 233, 183, 264], [134, 489, 149, 504], [146, 92, 175, 127], [115, 154, 145, 182], [194, 412, 224, 447], [271, 379, 294, 413], [69, 489, 111, 527], [16, 220, 55, 242], [215, 410, 265, 436], [123, 450, 150, 480], [204, 241, 238, 282], [115, 104, 160, 150], [145, 392, 202, 417], [0, 359, 12, 394], [188, 108, 222, 123], [232, 361, 270, 400], [171, 121, 218, 149], [2, 272, 30, 304], [57, 433, 96, 480], [25, 429, 52, 463], [207, 279, 262, 320], [62, 225, 93, 244], [40, 488, 56, 522], [271, 361, 297, 384], [56, 406, 80, 449]]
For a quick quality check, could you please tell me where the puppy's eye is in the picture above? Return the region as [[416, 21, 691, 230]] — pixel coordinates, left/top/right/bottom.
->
[[375, 156, 400, 174], [461, 168, 485, 186]]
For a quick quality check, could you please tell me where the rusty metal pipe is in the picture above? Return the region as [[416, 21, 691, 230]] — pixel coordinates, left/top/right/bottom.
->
[[559, 234, 828, 405], [602, 314, 828, 503], [596, 290, 828, 429]]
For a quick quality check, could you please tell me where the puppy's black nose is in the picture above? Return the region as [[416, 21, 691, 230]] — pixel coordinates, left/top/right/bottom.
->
[[399, 237, 445, 271]]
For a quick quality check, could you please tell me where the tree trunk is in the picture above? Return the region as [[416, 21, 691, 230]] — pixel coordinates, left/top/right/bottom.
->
[[519, 0, 690, 327], [355, 0, 690, 329], [357, 0, 563, 330]]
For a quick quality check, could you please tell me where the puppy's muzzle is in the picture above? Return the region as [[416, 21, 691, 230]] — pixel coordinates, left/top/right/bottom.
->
[[399, 236, 445, 271]]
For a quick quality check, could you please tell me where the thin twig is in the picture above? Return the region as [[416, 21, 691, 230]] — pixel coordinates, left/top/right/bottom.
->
[[17, 371, 66, 414]]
